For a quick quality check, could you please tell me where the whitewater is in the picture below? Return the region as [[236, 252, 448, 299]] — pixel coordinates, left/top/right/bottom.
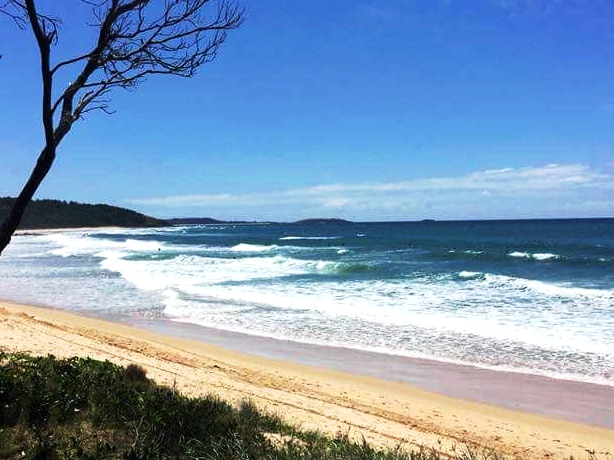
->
[[1, 219, 613, 386]]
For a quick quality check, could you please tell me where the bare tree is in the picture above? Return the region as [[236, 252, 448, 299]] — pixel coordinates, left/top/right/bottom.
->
[[0, 0, 243, 256]]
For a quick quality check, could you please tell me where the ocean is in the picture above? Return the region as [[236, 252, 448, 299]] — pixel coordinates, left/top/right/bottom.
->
[[1, 219, 613, 386]]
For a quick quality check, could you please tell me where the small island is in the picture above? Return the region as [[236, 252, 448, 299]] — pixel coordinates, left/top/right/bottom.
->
[[292, 218, 353, 225], [167, 217, 259, 225]]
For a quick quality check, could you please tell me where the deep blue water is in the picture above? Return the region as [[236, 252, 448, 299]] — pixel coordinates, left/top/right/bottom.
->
[[1, 219, 613, 385]]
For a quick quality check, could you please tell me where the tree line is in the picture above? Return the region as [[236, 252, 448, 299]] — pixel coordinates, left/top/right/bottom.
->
[[0, 197, 166, 229]]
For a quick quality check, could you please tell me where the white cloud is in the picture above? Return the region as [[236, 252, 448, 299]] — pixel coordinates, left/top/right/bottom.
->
[[128, 164, 614, 220], [322, 198, 351, 208]]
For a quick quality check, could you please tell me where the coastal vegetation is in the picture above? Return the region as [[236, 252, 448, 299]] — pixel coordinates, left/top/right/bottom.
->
[[0, 353, 510, 460], [0, 198, 165, 230]]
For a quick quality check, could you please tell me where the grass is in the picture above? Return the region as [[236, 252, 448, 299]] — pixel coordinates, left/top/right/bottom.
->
[[0, 351, 571, 459]]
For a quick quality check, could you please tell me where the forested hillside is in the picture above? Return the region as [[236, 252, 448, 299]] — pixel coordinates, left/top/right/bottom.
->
[[0, 198, 167, 229]]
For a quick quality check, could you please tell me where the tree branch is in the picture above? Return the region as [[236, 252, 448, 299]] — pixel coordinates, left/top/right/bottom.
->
[[0, 0, 243, 256], [24, 0, 55, 146]]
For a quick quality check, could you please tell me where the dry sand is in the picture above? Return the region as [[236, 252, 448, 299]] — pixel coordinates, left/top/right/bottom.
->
[[0, 301, 612, 459]]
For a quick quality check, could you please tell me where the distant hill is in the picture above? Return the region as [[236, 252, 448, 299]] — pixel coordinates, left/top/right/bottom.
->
[[166, 217, 256, 225], [166, 217, 223, 225], [0, 198, 167, 229], [293, 218, 353, 225]]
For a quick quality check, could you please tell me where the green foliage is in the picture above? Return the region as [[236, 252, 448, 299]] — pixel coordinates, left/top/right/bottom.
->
[[0, 197, 166, 229], [0, 352, 515, 459]]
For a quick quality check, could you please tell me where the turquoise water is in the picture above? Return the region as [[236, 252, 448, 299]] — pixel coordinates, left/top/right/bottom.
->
[[1, 219, 613, 385]]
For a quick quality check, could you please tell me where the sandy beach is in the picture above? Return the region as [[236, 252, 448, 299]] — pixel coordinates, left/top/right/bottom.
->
[[0, 301, 612, 459]]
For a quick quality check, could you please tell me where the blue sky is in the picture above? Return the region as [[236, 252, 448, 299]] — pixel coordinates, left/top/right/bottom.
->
[[1, 0, 614, 221]]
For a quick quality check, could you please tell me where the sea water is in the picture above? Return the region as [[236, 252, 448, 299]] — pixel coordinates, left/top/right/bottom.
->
[[1, 219, 613, 385]]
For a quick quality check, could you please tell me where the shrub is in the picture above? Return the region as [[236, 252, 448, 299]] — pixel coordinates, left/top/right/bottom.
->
[[0, 353, 515, 459]]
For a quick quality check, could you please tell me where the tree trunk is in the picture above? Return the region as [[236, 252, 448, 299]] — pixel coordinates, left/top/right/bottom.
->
[[0, 144, 56, 255]]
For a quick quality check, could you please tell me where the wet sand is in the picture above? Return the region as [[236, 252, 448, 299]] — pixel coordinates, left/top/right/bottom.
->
[[130, 317, 614, 430], [1, 301, 613, 459]]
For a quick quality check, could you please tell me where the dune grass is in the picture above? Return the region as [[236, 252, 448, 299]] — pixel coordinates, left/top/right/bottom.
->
[[0, 351, 510, 459]]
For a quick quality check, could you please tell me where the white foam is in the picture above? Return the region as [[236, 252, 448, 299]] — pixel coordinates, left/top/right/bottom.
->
[[32, 230, 614, 360], [124, 239, 163, 252], [102, 252, 317, 291], [9, 227, 613, 386], [230, 243, 276, 252], [458, 271, 482, 278], [0, 235, 56, 260], [164, 308, 614, 387], [94, 249, 129, 260], [160, 267, 614, 359], [509, 251, 560, 261], [43, 233, 122, 257], [485, 273, 614, 300], [532, 252, 559, 261], [509, 251, 530, 259], [38, 232, 170, 258]]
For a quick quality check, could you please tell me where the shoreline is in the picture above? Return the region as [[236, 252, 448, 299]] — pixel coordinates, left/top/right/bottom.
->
[[134, 317, 614, 388], [127, 316, 614, 430], [0, 300, 613, 459], [9, 227, 613, 394]]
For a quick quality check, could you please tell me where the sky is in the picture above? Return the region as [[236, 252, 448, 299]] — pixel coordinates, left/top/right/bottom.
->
[[1, 0, 614, 222]]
